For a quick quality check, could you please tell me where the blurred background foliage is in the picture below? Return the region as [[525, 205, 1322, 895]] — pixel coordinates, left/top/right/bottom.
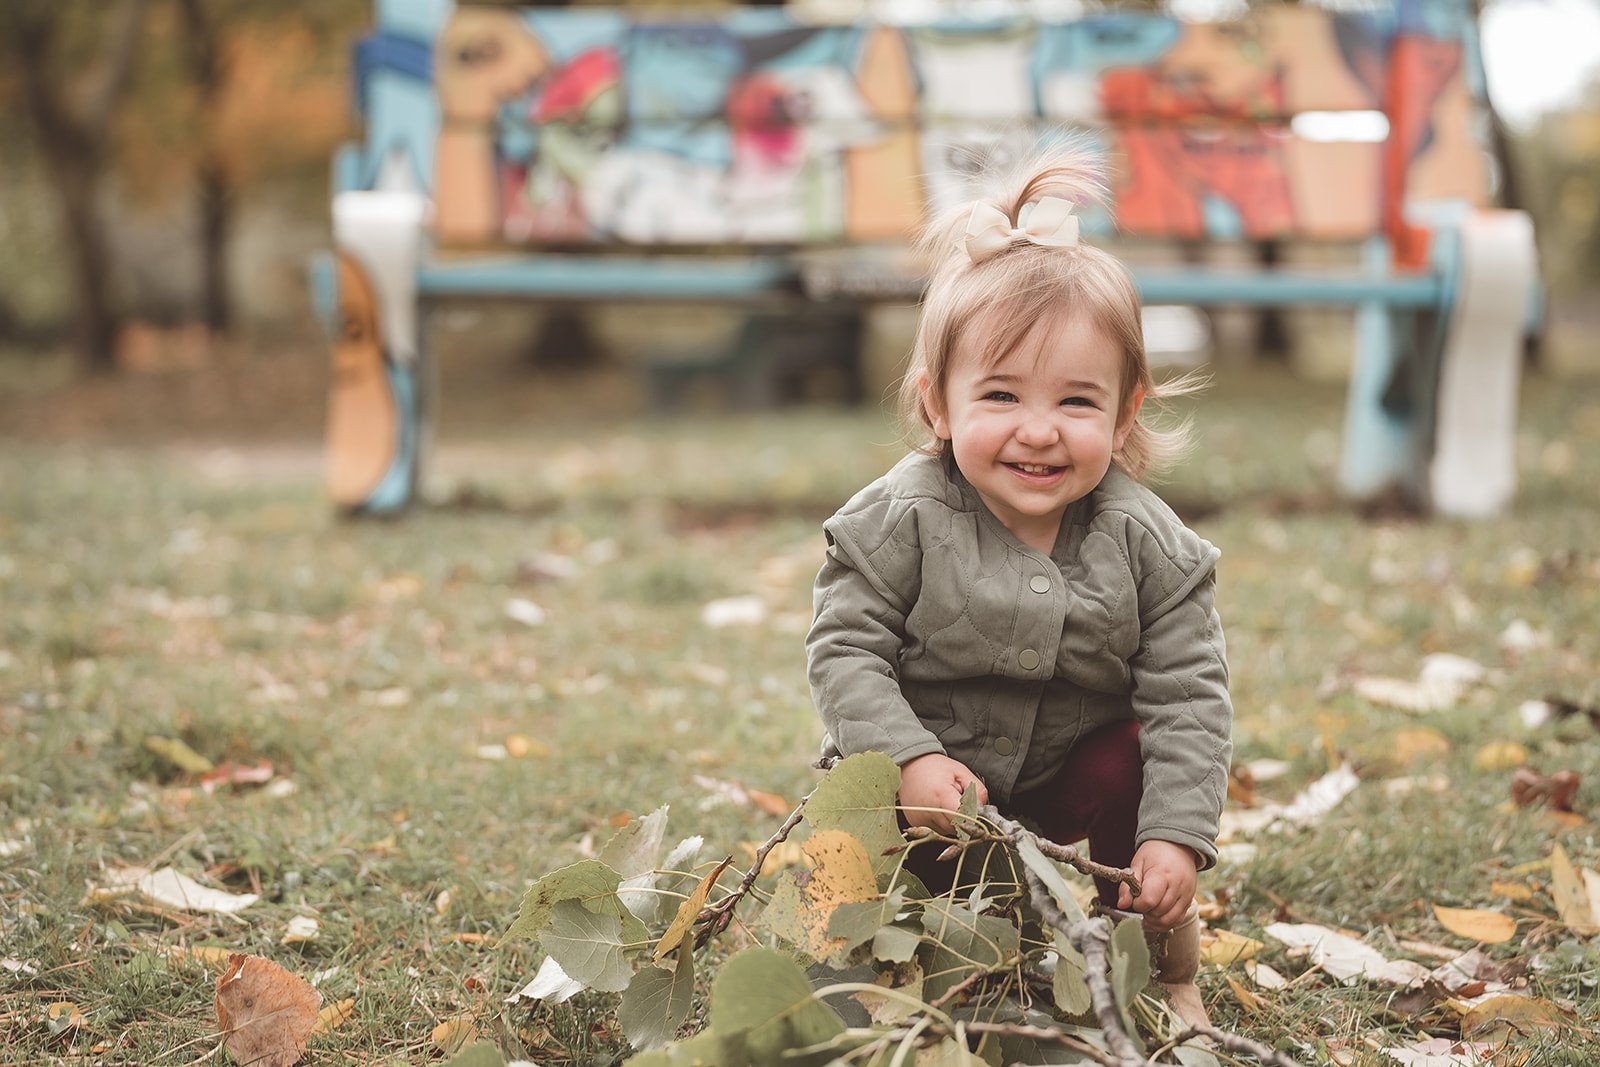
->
[[0, 0, 1595, 378]]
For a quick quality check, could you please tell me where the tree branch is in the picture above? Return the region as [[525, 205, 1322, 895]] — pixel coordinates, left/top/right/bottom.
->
[[693, 788, 812, 945], [1172, 1023, 1305, 1067]]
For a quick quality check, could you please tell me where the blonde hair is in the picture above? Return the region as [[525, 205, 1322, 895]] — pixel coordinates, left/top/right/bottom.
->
[[899, 146, 1201, 481]]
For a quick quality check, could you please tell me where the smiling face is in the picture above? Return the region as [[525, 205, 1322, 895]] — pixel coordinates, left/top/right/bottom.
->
[[921, 307, 1142, 553]]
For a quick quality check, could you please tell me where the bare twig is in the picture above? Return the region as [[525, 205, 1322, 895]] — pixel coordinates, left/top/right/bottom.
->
[[693, 788, 812, 945], [979, 805, 1142, 897], [959, 1021, 1123, 1067], [1172, 1023, 1305, 1067], [927, 966, 1008, 1011]]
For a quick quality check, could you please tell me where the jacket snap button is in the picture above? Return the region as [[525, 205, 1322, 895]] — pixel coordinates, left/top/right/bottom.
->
[[1018, 648, 1040, 670], [1030, 575, 1051, 594], [993, 736, 1015, 756]]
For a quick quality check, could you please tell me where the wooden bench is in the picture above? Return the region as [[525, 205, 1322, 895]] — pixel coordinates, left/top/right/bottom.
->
[[313, 0, 1535, 517]]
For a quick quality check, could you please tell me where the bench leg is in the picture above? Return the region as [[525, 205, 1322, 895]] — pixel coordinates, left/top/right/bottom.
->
[[326, 191, 428, 514], [1426, 210, 1537, 517], [1338, 237, 1417, 503]]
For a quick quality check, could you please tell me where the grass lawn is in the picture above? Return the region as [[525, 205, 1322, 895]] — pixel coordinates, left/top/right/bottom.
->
[[2, 355, 1599, 1064]]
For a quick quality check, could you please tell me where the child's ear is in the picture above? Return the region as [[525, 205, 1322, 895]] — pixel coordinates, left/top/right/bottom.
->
[[919, 375, 951, 440], [1112, 387, 1146, 451]]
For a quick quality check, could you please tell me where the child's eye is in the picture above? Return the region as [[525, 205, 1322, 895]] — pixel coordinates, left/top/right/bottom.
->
[[984, 391, 1017, 403], [1062, 396, 1097, 408]]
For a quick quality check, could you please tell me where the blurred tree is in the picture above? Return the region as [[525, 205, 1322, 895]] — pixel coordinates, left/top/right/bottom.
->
[[0, 0, 151, 372]]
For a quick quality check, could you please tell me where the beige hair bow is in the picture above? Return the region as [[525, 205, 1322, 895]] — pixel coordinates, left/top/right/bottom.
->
[[963, 196, 1081, 264]]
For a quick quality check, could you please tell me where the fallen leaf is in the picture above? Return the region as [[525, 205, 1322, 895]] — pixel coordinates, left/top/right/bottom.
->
[[312, 998, 354, 1035], [215, 954, 321, 1067], [1457, 993, 1572, 1038], [144, 735, 214, 775], [1199, 928, 1263, 966], [199, 760, 275, 794], [1394, 727, 1452, 764], [1264, 923, 1430, 986], [1225, 975, 1264, 1013], [168, 945, 234, 970], [745, 788, 792, 818], [1490, 880, 1535, 903], [1548, 844, 1598, 933], [431, 1017, 477, 1055], [102, 867, 259, 915], [1279, 764, 1361, 828], [505, 735, 549, 759], [3, 958, 39, 977], [45, 1001, 84, 1037], [442, 932, 493, 946], [504, 598, 546, 626], [1227, 765, 1257, 806], [509, 957, 585, 1004], [282, 916, 320, 945], [1432, 906, 1517, 944], [1243, 960, 1288, 990], [1510, 768, 1580, 811], [739, 839, 806, 876], [700, 596, 765, 627], [1472, 742, 1528, 772], [1380, 1037, 1497, 1066]]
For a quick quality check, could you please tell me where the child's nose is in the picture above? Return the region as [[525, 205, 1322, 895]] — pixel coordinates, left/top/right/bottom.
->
[[1015, 411, 1060, 446]]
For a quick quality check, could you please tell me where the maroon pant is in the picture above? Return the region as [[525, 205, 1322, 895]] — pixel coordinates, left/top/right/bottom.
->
[[903, 721, 1143, 905]]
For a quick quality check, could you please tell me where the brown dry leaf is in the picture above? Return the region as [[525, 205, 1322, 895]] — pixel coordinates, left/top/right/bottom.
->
[[1472, 742, 1528, 772], [1489, 880, 1535, 903], [214, 954, 321, 1067], [1225, 975, 1265, 1014], [1226, 765, 1257, 807], [745, 787, 793, 818], [1458, 993, 1572, 1039], [312, 998, 355, 1035], [1199, 928, 1263, 966], [1510, 768, 1580, 811], [1394, 727, 1452, 764], [431, 1017, 477, 1054], [1548, 845, 1599, 934], [655, 856, 734, 961], [441, 932, 494, 946], [1432, 905, 1517, 944]]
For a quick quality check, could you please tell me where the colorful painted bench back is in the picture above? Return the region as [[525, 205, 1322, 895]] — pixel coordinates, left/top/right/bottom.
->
[[351, 0, 1491, 261]]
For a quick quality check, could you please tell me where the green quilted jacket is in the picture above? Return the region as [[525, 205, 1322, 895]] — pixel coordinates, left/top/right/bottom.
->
[[807, 452, 1232, 868]]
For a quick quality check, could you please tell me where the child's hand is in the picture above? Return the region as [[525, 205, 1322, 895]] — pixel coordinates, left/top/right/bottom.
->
[[1117, 840, 1197, 931], [898, 753, 988, 835]]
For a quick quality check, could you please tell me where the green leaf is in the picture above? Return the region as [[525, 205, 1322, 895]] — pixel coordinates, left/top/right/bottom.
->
[[804, 752, 903, 886], [1175, 1046, 1223, 1067], [871, 922, 922, 963], [827, 885, 906, 960], [618, 948, 694, 1052], [506, 859, 624, 941], [919, 900, 1020, 1002], [1109, 916, 1151, 1052], [445, 1043, 505, 1067], [1016, 835, 1088, 925], [1051, 930, 1092, 1015], [624, 1030, 729, 1066], [709, 948, 846, 1064], [441, 1043, 506, 1067], [143, 735, 213, 775], [602, 805, 672, 879], [541, 898, 632, 992]]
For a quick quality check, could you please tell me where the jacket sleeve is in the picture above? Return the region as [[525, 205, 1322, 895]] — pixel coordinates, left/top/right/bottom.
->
[[806, 515, 946, 768], [1125, 524, 1233, 871]]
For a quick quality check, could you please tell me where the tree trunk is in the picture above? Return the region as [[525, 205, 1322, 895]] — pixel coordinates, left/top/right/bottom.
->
[[177, 0, 232, 335], [1, 0, 150, 373]]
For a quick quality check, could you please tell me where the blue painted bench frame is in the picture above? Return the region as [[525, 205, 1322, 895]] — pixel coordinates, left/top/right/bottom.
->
[[311, 0, 1533, 518]]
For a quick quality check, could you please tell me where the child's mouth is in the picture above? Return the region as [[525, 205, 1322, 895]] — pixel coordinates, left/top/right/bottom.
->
[[1006, 462, 1063, 477]]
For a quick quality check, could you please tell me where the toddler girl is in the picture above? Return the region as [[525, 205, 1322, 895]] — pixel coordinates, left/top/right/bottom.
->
[[806, 150, 1231, 1020]]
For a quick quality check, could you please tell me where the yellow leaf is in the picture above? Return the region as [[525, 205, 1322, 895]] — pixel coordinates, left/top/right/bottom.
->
[[1199, 928, 1263, 967], [1393, 727, 1451, 764], [46, 1001, 85, 1030], [505, 735, 549, 759], [1472, 741, 1529, 772], [441, 932, 493, 946], [168, 945, 235, 970], [431, 1017, 477, 1055], [1226, 976, 1264, 1013], [1433, 905, 1517, 944], [143, 736, 215, 775], [1459, 994, 1572, 1038], [793, 830, 881, 958], [1549, 845, 1599, 934], [1506, 857, 1551, 876], [1490, 880, 1535, 903], [655, 857, 733, 961], [313, 998, 355, 1035]]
